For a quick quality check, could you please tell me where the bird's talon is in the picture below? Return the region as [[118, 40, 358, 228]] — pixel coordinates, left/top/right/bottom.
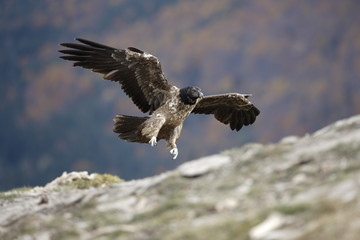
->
[[149, 136, 157, 147], [170, 148, 178, 159]]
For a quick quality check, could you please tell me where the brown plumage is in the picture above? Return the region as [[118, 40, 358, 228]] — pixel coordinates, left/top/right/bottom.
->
[[59, 38, 260, 159]]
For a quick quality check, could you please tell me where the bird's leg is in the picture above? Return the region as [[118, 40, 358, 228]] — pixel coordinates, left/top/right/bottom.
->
[[142, 114, 165, 147], [167, 125, 182, 160], [170, 146, 178, 159], [149, 136, 157, 147]]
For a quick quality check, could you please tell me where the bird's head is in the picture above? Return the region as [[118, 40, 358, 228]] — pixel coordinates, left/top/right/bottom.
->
[[179, 86, 204, 105]]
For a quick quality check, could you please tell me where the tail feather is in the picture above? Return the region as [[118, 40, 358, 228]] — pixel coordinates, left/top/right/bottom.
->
[[113, 115, 149, 143]]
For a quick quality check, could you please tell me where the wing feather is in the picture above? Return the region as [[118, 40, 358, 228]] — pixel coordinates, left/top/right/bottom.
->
[[192, 93, 260, 131], [59, 38, 174, 114]]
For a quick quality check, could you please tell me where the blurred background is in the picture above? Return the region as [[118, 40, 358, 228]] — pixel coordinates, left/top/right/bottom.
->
[[1, 0, 359, 191]]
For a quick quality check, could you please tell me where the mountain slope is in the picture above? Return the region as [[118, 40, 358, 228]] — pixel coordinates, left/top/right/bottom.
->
[[1, 115, 360, 239]]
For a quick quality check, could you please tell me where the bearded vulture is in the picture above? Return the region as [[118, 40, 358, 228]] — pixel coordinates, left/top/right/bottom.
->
[[59, 38, 260, 159]]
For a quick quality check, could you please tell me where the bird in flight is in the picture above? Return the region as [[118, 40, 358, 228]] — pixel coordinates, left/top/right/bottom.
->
[[59, 38, 260, 159]]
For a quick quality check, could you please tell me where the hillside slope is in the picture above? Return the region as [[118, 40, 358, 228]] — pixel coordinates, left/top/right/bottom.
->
[[1, 115, 360, 240]]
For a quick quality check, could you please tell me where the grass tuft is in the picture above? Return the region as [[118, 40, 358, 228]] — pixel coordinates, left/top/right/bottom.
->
[[67, 173, 123, 189]]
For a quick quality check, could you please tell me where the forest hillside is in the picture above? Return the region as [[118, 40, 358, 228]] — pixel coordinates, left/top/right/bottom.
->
[[1, 0, 360, 190]]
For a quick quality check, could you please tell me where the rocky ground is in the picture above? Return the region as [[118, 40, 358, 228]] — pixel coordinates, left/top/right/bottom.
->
[[1, 115, 360, 240]]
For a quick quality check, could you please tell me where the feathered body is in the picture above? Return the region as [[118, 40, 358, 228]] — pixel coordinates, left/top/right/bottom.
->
[[59, 38, 260, 159], [113, 86, 201, 153]]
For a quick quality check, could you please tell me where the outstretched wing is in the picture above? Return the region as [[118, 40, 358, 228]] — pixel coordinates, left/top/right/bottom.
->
[[59, 38, 175, 114], [192, 93, 260, 131]]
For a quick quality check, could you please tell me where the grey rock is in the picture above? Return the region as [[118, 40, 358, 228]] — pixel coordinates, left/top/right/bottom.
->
[[249, 213, 287, 240], [178, 154, 231, 177]]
